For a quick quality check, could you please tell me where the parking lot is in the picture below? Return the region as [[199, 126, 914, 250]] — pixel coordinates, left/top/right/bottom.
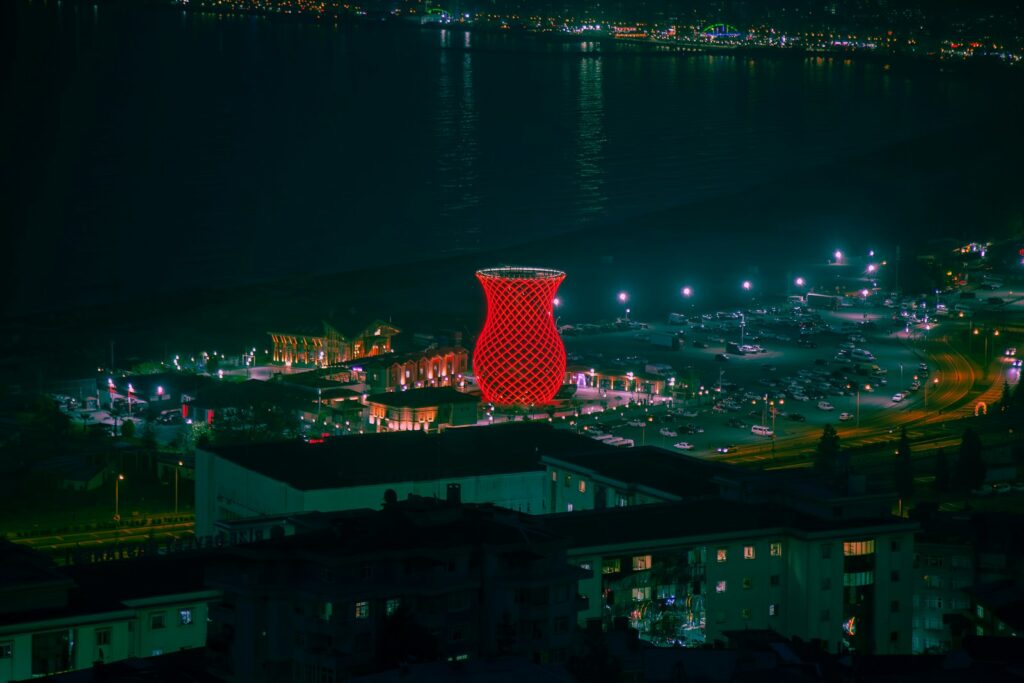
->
[[561, 304, 944, 456]]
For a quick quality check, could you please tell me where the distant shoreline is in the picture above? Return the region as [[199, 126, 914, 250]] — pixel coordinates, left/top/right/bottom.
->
[[70, 0, 1023, 77]]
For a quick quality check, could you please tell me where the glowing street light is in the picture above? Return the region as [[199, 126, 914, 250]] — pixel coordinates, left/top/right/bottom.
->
[[795, 277, 806, 287], [553, 297, 561, 308], [175, 460, 184, 514], [681, 286, 693, 297], [867, 264, 877, 273], [618, 291, 628, 303], [834, 250, 843, 262], [861, 289, 869, 298], [114, 473, 125, 524], [869, 250, 875, 257], [742, 281, 752, 291]]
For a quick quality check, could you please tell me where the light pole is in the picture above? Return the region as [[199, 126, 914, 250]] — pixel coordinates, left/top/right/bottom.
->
[[127, 383, 134, 419], [924, 377, 939, 411], [618, 292, 629, 321], [857, 384, 870, 428], [739, 313, 746, 346], [114, 473, 125, 524], [174, 460, 183, 514]]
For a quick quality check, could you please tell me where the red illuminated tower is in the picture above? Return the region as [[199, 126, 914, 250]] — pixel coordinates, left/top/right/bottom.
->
[[474, 267, 566, 407]]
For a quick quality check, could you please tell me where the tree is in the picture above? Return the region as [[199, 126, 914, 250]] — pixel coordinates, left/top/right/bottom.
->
[[955, 428, 987, 492], [933, 448, 950, 493], [1000, 380, 1013, 411], [121, 419, 136, 439], [814, 424, 841, 478], [894, 426, 914, 499]]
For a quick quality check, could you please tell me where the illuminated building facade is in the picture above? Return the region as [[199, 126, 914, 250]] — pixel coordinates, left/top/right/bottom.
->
[[366, 387, 479, 432], [474, 267, 566, 407], [359, 346, 469, 392], [268, 319, 398, 367]]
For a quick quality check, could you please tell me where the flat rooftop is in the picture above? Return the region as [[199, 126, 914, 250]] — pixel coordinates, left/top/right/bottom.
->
[[544, 446, 731, 500], [207, 423, 613, 491], [542, 499, 918, 550]]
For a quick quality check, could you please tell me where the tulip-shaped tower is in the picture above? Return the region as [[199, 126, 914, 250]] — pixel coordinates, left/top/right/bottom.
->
[[473, 267, 566, 406]]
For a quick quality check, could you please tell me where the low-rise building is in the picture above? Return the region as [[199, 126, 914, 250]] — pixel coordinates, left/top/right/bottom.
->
[[0, 542, 218, 683], [357, 346, 469, 393], [366, 387, 479, 432], [543, 499, 917, 655], [195, 423, 613, 537], [269, 319, 399, 368], [204, 494, 583, 682]]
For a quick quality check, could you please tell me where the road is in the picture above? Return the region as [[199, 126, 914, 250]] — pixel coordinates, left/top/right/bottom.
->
[[16, 519, 195, 555]]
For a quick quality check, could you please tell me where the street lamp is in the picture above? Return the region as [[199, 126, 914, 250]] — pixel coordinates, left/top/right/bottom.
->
[[114, 473, 125, 524], [175, 460, 183, 514], [742, 280, 752, 292], [795, 277, 805, 287], [924, 377, 939, 411], [857, 384, 870, 428], [681, 286, 692, 298], [127, 383, 134, 419], [834, 250, 843, 263]]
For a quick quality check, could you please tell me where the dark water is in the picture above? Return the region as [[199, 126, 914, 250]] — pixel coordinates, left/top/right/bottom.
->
[[4, 1, 1024, 322]]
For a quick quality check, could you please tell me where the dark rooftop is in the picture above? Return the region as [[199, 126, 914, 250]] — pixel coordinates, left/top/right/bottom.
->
[[0, 542, 212, 628], [542, 499, 917, 550], [206, 422, 613, 491], [543, 446, 732, 500], [366, 387, 479, 409]]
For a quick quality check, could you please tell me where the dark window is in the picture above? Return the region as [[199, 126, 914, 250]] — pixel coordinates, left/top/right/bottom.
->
[[891, 570, 900, 582], [891, 600, 900, 613], [150, 613, 165, 630], [890, 631, 899, 642], [770, 574, 780, 587], [96, 629, 111, 646]]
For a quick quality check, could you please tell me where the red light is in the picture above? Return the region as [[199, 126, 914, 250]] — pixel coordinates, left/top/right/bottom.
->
[[474, 267, 567, 406], [307, 438, 325, 444]]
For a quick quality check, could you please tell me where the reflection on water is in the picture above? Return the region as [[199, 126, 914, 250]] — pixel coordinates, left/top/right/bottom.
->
[[575, 55, 606, 224], [436, 29, 479, 252]]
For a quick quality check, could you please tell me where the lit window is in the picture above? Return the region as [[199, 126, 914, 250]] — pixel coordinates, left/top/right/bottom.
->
[[770, 542, 783, 557], [354, 601, 369, 619], [769, 604, 779, 617], [632, 555, 652, 571], [716, 548, 728, 563], [578, 480, 586, 493], [843, 540, 875, 556], [742, 577, 753, 589], [977, 605, 985, 619], [716, 581, 727, 593], [150, 613, 165, 630], [0, 642, 11, 658], [386, 599, 401, 616], [567, 503, 573, 512], [551, 471, 557, 482], [631, 586, 652, 602], [579, 562, 593, 572], [602, 559, 621, 575], [743, 546, 755, 560], [179, 609, 193, 626]]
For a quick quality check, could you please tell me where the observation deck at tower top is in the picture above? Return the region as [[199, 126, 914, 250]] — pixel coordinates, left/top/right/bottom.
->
[[476, 267, 565, 281]]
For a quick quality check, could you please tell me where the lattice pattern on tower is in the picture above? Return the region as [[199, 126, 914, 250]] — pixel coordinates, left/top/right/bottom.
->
[[473, 267, 566, 407]]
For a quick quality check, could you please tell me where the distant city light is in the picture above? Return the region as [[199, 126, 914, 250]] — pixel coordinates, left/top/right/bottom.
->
[[795, 277, 805, 286], [681, 286, 693, 297], [742, 281, 752, 291], [553, 297, 561, 307], [861, 289, 869, 297], [869, 250, 875, 257], [618, 291, 628, 303], [867, 264, 877, 273], [834, 250, 843, 262]]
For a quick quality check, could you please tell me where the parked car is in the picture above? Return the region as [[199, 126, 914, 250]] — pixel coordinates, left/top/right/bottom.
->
[[727, 418, 747, 429], [673, 442, 695, 451], [659, 427, 678, 437], [839, 412, 854, 421], [692, 341, 709, 348], [627, 420, 645, 427], [715, 353, 730, 362], [891, 392, 906, 403], [787, 412, 806, 422], [715, 445, 733, 454], [817, 401, 834, 411]]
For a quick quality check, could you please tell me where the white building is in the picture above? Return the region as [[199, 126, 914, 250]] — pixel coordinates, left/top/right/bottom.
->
[[0, 542, 218, 682], [195, 423, 613, 537]]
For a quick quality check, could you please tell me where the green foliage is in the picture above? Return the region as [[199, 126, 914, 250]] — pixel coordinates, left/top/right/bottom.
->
[[894, 426, 914, 499], [120, 419, 136, 439], [955, 428, 987, 491], [1001, 380, 1013, 411], [814, 424, 841, 478], [131, 361, 165, 375]]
